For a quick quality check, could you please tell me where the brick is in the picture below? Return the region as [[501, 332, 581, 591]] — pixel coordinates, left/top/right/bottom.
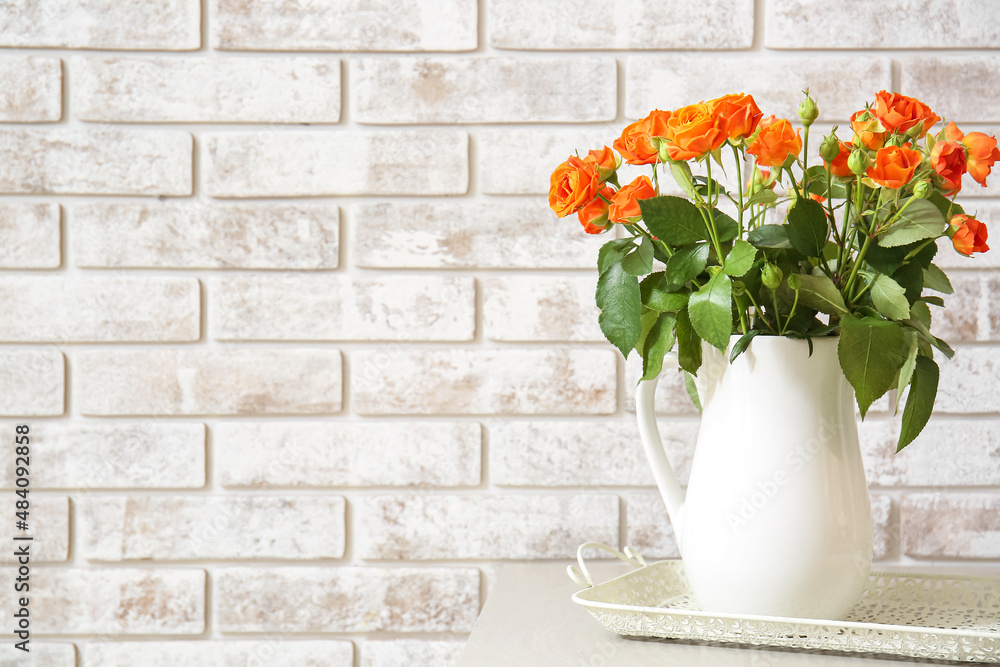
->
[[88, 641, 353, 667], [624, 492, 679, 559], [490, 420, 698, 486], [1, 495, 68, 564], [626, 492, 896, 561], [216, 421, 480, 488], [902, 57, 1000, 123], [352, 57, 616, 124], [352, 349, 616, 415], [624, 355, 700, 415], [0, 348, 64, 416], [216, 567, 478, 633], [0, 569, 205, 634], [860, 418, 1000, 487], [204, 131, 466, 197], [211, 275, 474, 342], [0, 276, 199, 342], [359, 494, 618, 559], [0, 422, 204, 489], [351, 201, 603, 269], [936, 203, 1000, 269], [0, 202, 60, 268], [902, 493, 1000, 559], [74, 56, 340, 123], [72, 202, 338, 270], [767, 0, 1000, 49], [363, 640, 463, 667], [484, 275, 601, 342], [930, 273, 984, 342], [479, 128, 618, 195], [871, 494, 895, 561], [626, 56, 891, 122], [0, 56, 61, 121], [0, 129, 191, 195], [490, 0, 752, 50], [211, 0, 476, 51], [80, 496, 345, 561], [76, 349, 341, 416], [936, 345, 1000, 413], [0, 644, 74, 666], [0, 0, 199, 50]]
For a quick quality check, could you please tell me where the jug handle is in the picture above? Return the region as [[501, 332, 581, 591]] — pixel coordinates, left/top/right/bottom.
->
[[635, 353, 686, 544]]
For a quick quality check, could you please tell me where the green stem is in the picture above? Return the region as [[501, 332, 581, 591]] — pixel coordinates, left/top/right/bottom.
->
[[735, 293, 749, 335], [844, 234, 873, 301], [703, 159, 725, 269], [802, 125, 810, 174], [731, 145, 746, 237], [780, 289, 800, 335], [744, 289, 777, 333], [771, 289, 784, 333], [874, 195, 918, 235]]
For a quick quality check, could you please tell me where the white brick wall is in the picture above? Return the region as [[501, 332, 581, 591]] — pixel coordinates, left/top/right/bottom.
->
[[1, 1, 998, 663]]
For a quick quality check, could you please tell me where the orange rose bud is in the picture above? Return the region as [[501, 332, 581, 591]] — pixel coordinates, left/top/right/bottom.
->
[[709, 93, 763, 141], [963, 131, 1000, 187], [609, 175, 656, 224], [746, 118, 802, 167], [548, 155, 600, 218], [944, 120, 965, 142], [929, 140, 967, 193], [872, 90, 940, 138], [824, 140, 853, 178], [850, 110, 885, 150], [950, 214, 990, 256], [665, 102, 728, 161], [577, 186, 615, 234], [865, 145, 923, 189], [583, 146, 620, 182], [613, 109, 671, 165]]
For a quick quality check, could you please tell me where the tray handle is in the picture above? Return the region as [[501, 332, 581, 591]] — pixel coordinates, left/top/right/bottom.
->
[[567, 542, 647, 588]]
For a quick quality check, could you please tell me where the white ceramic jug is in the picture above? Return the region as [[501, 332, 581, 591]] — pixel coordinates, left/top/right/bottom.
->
[[636, 335, 872, 620]]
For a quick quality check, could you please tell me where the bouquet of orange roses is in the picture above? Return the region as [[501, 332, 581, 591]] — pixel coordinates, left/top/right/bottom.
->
[[549, 90, 998, 450]]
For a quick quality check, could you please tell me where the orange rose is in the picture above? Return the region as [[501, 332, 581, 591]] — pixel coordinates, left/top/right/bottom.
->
[[548, 155, 600, 218], [747, 118, 802, 167], [613, 109, 671, 165], [850, 110, 885, 150], [944, 120, 964, 142], [929, 140, 967, 192], [865, 145, 922, 189], [665, 102, 727, 161], [583, 146, 619, 182], [710, 93, 763, 141], [872, 91, 939, 138], [950, 214, 990, 256], [577, 186, 615, 234], [609, 175, 655, 224], [825, 140, 853, 178], [963, 132, 1000, 187]]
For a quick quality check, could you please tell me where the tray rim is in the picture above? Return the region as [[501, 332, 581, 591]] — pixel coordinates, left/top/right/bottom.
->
[[572, 559, 1000, 641]]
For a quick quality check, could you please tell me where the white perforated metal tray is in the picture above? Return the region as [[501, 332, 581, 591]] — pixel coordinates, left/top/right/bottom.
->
[[568, 543, 1000, 663]]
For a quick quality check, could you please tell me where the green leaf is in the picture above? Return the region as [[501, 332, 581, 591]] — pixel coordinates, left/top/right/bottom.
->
[[794, 273, 847, 315], [921, 295, 945, 307], [927, 191, 964, 221], [892, 260, 924, 305], [838, 314, 909, 418], [622, 236, 654, 276], [711, 209, 740, 242], [640, 196, 712, 246], [746, 189, 779, 207], [897, 356, 939, 452], [922, 263, 953, 294], [729, 330, 760, 363], [683, 371, 702, 412], [894, 331, 919, 414], [724, 239, 757, 277], [596, 262, 642, 358], [669, 159, 698, 200], [675, 307, 702, 375], [663, 244, 709, 285], [864, 243, 910, 276], [877, 198, 947, 247], [598, 238, 633, 274], [786, 199, 829, 257], [870, 274, 910, 321], [641, 313, 677, 381], [688, 272, 733, 351], [747, 224, 792, 249], [635, 307, 661, 354]]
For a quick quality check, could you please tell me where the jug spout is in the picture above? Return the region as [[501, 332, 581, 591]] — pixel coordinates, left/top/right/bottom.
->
[[636, 374, 686, 546]]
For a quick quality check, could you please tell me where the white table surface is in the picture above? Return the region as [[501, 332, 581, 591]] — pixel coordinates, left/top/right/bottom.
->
[[458, 560, 996, 666]]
